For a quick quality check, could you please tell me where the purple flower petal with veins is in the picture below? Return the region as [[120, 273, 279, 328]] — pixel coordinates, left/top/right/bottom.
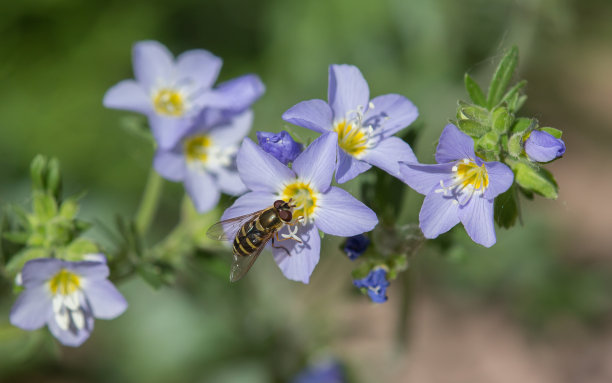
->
[[10, 255, 127, 347], [399, 124, 514, 247], [282, 64, 418, 183]]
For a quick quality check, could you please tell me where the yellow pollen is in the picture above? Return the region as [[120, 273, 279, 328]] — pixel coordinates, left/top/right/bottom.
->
[[280, 181, 318, 221], [455, 161, 489, 190], [334, 121, 368, 157], [153, 89, 184, 116], [49, 269, 80, 296], [184, 135, 213, 163]]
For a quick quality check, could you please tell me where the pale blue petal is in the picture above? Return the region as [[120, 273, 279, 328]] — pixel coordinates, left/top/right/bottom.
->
[[83, 280, 128, 319], [201, 74, 265, 113], [237, 138, 295, 192], [47, 308, 94, 347], [459, 196, 496, 247], [273, 224, 320, 284], [292, 132, 337, 193], [435, 124, 476, 163], [314, 187, 378, 236], [153, 149, 186, 182], [328, 65, 370, 122], [175, 49, 222, 90], [335, 149, 372, 184], [10, 285, 52, 330], [184, 167, 220, 213], [282, 99, 333, 133], [103, 80, 152, 114], [215, 167, 247, 196], [361, 136, 417, 178], [132, 40, 174, 91], [483, 161, 514, 200], [399, 162, 455, 195], [208, 110, 253, 146], [20, 258, 62, 286], [149, 114, 194, 150], [419, 191, 461, 239], [68, 261, 110, 281], [364, 94, 418, 137]]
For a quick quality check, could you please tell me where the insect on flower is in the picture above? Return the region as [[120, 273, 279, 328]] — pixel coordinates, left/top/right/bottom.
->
[[207, 199, 303, 282]]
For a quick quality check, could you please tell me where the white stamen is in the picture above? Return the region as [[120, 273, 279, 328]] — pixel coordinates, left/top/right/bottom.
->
[[55, 309, 70, 331], [71, 310, 85, 330]]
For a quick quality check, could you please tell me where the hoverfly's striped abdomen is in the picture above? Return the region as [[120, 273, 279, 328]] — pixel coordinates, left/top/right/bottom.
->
[[232, 208, 284, 257]]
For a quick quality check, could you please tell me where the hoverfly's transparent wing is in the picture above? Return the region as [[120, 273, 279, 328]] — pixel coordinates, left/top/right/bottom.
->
[[230, 232, 274, 282], [206, 210, 264, 241]]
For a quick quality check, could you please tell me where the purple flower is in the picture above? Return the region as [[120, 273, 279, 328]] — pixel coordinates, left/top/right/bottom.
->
[[103, 40, 264, 149], [10, 256, 127, 347], [256, 131, 303, 165], [353, 267, 389, 303], [153, 110, 251, 213], [524, 130, 566, 162], [399, 124, 514, 247], [343, 234, 370, 260], [292, 359, 346, 383], [221, 132, 378, 283], [282, 64, 419, 183]]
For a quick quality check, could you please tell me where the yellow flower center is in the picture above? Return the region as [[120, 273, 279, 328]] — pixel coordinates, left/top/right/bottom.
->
[[184, 134, 213, 163], [49, 269, 81, 296], [153, 89, 185, 116], [454, 160, 489, 191], [280, 181, 318, 222], [334, 120, 369, 157]]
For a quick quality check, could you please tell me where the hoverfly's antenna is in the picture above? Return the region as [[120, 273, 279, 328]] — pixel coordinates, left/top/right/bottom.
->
[[286, 198, 297, 209]]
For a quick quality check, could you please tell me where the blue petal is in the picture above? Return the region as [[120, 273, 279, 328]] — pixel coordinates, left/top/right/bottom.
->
[[399, 162, 455, 195], [82, 280, 128, 319], [153, 148, 186, 182], [184, 167, 220, 213], [335, 149, 372, 184], [132, 40, 174, 91], [20, 258, 62, 286], [419, 190, 461, 239], [435, 124, 476, 163], [361, 136, 417, 178], [273, 224, 320, 284], [103, 80, 152, 114], [237, 138, 296, 193], [364, 94, 418, 138], [10, 284, 52, 330], [315, 187, 378, 236], [524, 130, 566, 162], [459, 196, 496, 247], [328, 65, 370, 122], [282, 99, 333, 133], [208, 110, 253, 146], [483, 161, 514, 200], [68, 260, 110, 281], [149, 114, 194, 150], [175, 49, 222, 90], [215, 167, 247, 196], [202, 74, 265, 114], [292, 132, 337, 193], [47, 308, 94, 347]]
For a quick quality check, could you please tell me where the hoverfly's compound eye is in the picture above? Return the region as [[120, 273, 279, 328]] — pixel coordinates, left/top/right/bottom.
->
[[278, 210, 292, 222], [273, 200, 285, 209]]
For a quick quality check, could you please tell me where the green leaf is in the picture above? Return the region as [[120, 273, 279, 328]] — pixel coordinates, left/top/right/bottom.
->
[[507, 133, 524, 158], [5, 248, 49, 277], [457, 119, 490, 137], [137, 263, 166, 289], [46, 157, 62, 201], [59, 197, 79, 220], [30, 155, 47, 192], [464, 73, 487, 107], [511, 117, 536, 134], [61, 238, 99, 261], [511, 161, 558, 199], [501, 80, 527, 112], [32, 193, 58, 223], [487, 46, 519, 109], [2, 232, 29, 244], [541, 127, 562, 139], [494, 185, 519, 229]]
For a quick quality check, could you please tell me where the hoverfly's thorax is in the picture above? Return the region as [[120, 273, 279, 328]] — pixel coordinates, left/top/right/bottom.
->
[[258, 208, 283, 231]]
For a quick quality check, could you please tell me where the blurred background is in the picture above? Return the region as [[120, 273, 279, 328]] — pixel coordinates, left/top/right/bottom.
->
[[1, 0, 612, 382]]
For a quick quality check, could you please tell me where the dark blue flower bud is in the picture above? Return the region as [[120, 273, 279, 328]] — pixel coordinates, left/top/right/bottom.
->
[[256, 131, 303, 165], [343, 234, 370, 260]]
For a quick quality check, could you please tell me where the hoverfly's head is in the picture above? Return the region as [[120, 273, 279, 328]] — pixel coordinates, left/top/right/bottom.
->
[[273, 199, 293, 223]]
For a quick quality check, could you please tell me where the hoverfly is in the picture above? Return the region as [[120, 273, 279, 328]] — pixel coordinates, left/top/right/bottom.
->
[[206, 199, 302, 282]]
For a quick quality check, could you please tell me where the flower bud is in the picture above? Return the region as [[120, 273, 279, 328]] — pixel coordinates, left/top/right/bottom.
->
[[524, 130, 566, 162], [256, 131, 303, 165]]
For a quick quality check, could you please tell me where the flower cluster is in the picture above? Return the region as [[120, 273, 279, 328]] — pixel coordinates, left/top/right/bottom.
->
[[104, 40, 264, 213]]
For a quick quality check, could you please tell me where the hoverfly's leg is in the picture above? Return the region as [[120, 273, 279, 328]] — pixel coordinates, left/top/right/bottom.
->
[[271, 232, 291, 256], [286, 216, 305, 226]]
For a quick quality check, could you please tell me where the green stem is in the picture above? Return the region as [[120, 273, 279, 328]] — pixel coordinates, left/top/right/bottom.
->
[[134, 168, 164, 236]]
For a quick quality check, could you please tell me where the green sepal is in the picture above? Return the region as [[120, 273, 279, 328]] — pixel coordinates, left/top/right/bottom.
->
[[457, 101, 490, 123], [351, 261, 373, 280], [494, 185, 520, 229], [508, 133, 524, 158], [491, 106, 512, 134], [59, 197, 79, 221], [511, 117, 535, 134], [509, 160, 559, 199], [476, 131, 500, 155], [457, 119, 490, 138], [32, 192, 58, 223], [60, 238, 99, 261], [386, 253, 409, 280], [540, 127, 562, 139], [487, 46, 519, 109], [5, 248, 49, 277], [464, 73, 487, 107]]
